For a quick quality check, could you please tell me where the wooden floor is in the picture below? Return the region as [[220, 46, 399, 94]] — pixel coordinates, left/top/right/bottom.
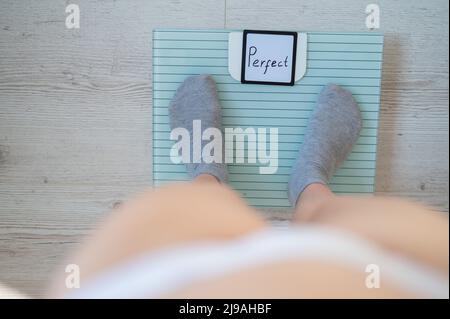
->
[[0, 0, 448, 297]]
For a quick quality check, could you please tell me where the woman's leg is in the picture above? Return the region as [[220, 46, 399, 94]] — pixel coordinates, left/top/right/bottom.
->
[[49, 175, 266, 296], [288, 84, 448, 273], [293, 184, 449, 273]]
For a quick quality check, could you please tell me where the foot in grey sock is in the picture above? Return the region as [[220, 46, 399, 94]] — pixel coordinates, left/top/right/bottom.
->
[[288, 84, 362, 206], [169, 74, 228, 182]]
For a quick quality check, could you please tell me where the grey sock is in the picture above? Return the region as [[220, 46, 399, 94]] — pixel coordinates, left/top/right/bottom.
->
[[169, 74, 228, 182], [288, 84, 362, 206]]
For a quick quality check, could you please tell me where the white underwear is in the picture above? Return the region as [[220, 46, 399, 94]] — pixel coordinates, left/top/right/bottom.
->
[[67, 225, 449, 299]]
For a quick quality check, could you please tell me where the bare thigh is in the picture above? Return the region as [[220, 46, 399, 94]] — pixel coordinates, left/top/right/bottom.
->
[[294, 195, 449, 272], [49, 182, 266, 296]]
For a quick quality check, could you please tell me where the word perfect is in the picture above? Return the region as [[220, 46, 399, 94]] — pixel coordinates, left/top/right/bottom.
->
[[247, 46, 289, 75]]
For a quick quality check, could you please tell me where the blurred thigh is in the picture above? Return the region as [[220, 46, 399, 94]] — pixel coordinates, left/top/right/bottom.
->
[[296, 195, 449, 272], [49, 182, 266, 296]]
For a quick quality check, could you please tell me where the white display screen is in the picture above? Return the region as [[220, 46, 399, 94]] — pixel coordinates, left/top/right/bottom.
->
[[242, 31, 297, 86]]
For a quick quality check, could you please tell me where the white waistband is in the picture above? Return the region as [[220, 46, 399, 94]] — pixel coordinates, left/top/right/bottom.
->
[[68, 226, 449, 299]]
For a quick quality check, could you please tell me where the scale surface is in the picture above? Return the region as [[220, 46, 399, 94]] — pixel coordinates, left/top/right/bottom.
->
[[153, 29, 384, 208]]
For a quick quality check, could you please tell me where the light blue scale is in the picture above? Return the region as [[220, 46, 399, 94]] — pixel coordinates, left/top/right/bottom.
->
[[153, 29, 384, 208]]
